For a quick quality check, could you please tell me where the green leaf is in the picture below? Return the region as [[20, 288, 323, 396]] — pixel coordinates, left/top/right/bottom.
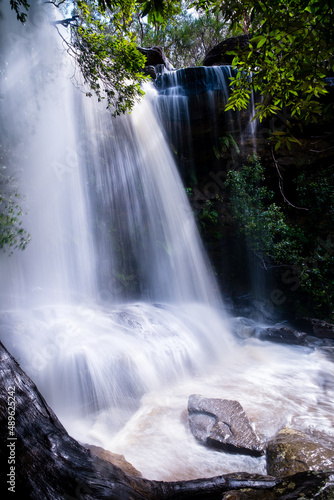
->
[[257, 37, 266, 48]]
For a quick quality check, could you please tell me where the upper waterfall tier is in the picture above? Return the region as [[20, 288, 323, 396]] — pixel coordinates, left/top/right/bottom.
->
[[153, 66, 257, 183], [155, 66, 233, 96]]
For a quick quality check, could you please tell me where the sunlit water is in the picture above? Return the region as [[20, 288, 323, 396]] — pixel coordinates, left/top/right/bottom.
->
[[0, 3, 333, 482]]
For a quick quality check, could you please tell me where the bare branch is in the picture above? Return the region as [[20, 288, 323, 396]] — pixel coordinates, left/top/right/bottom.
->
[[44, 0, 67, 6], [271, 148, 309, 211], [309, 145, 334, 153], [53, 16, 79, 27], [136, 13, 144, 45]]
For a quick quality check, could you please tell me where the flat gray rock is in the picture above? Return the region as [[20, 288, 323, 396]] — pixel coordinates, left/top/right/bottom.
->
[[188, 394, 264, 457]]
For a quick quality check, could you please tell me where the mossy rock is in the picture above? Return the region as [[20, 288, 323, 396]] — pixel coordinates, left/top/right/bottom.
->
[[267, 427, 334, 477]]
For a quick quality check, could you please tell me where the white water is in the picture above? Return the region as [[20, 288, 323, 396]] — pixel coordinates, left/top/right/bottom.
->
[[1, 4, 334, 482]]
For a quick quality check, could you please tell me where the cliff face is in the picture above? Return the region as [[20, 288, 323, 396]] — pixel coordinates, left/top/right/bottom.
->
[[154, 65, 334, 321], [203, 35, 251, 66]]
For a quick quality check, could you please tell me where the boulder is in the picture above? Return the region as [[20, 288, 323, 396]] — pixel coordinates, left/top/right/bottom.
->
[[231, 318, 308, 345], [188, 394, 264, 456], [137, 46, 174, 71], [267, 427, 334, 477], [257, 326, 307, 344], [86, 444, 142, 477], [143, 65, 157, 79], [203, 35, 251, 66], [304, 318, 334, 339]]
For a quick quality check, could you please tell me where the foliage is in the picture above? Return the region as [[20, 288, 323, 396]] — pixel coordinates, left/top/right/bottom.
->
[[198, 199, 219, 233], [132, 3, 229, 67], [10, 0, 30, 23], [213, 133, 240, 159], [0, 174, 30, 254], [294, 166, 334, 318], [225, 156, 304, 263], [54, 0, 147, 115], [137, 0, 182, 26], [186, 187, 223, 240], [225, 156, 334, 319], [11, 0, 334, 122], [191, 0, 334, 134], [10, 0, 150, 115], [296, 169, 334, 223]]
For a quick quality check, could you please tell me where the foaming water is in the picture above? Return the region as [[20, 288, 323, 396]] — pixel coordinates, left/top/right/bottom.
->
[[95, 341, 334, 481], [1, 303, 333, 481], [0, 303, 232, 416], [0, 3, 333, 483]]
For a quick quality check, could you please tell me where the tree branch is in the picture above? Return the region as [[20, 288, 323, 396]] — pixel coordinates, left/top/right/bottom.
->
[[271, 148, 309, 211], [44, 0, 67, 6], [53, 16, 79, 28], [309, 145, 334, 153]]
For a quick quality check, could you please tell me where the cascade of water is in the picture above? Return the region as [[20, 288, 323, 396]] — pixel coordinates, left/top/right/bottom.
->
[[154, 66, 260, 183], [0, 6, 97, 308], [0, 9, 223, 310], [155, 66, 237, 183], [79, 81, 223, 306], [155, 65, 263, 308], [0, 3, 231, 426]]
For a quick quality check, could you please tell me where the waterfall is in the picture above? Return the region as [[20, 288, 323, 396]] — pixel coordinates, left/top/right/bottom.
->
[[154, 65, 263, 308], [0, 2, 231, 426], [154, 65, 257, 183], [1, 3, 334, 483], [80, 81, 223, 306], [0, 6, 97, 308]]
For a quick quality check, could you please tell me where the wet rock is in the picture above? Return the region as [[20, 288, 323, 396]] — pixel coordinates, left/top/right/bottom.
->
[[251, 299, 277, 323], [231, 296, 279, 324], [143, 65, 157, 79], [267, 427, 334, 477], [188, 394, 264, 456], [303, 318, 334, 339], [231, 317, 257, 339], [257, 326, 307, 344], [137, 46, 174, 71], [86, 444, 142, 477], [203, 35, 250, 66]]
